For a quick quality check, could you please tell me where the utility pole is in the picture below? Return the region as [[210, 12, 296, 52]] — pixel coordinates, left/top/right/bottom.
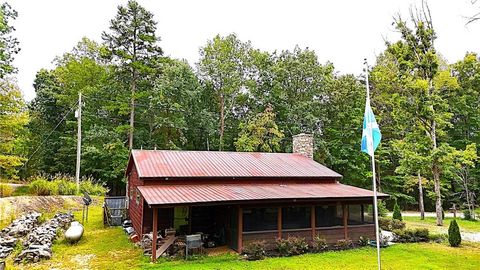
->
[[75, 92, 82, 193]]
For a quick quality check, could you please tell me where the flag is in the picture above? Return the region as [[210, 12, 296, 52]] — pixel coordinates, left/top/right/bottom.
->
[[361, 97, 381, 156]]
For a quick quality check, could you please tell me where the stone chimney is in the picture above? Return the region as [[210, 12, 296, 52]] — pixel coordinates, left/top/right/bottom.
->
[[292, 133, 314, 159]]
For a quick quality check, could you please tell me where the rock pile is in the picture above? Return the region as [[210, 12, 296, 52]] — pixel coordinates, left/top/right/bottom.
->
[[0, 212, 41, 259], [14, 212, 73, 264]]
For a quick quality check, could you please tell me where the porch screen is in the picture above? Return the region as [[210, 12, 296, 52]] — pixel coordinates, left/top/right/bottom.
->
[[315, 205, 342, 227], [243, 207, 278, 232], [348, 204, 374, 225], [282, 207, 311, 229]]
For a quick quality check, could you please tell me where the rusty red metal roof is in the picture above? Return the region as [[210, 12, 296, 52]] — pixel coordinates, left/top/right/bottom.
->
[[137, 182, 388, 206], [127, 150, 342, 179]]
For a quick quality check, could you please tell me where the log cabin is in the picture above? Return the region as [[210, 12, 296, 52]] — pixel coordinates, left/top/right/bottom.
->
[[125, 133, 388, 260]]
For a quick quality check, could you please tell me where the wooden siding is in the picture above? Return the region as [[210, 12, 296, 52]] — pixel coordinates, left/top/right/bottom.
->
[[347, 224, 375, 241], [128, 165, 144, 235]]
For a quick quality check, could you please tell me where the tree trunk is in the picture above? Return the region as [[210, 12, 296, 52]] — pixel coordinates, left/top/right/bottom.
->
[[432, 161, 443, 226], [129, 71, 136, 150], [418, 172, 425, 220], [219, 94, 225, 151]]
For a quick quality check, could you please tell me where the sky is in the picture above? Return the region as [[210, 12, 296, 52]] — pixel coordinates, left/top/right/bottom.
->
[[8, 0, 480, 101]]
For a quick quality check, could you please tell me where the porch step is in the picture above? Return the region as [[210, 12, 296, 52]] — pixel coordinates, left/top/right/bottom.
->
[[155, 236, 177, 259]]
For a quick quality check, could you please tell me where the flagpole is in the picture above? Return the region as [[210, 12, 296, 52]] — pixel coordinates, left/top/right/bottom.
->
[[364, 59, 381, 270]]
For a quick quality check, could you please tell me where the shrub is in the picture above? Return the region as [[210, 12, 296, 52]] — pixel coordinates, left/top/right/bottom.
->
[[358, 236, 370, 246], [367, 202, 388, 218], [0, 183, 14, 197], [448, 219, 461, 247], [392, 202, 402, 221], [56, 178, 77, 195], [429, 233, 447, 243], [275, 236, 309, 257], [243, 241, 266, 261], [311, 236, 328, 252], [379, 217, 405, 231], [79, 178, 108, 196], [28, 175, 107, 196], [463, 210, 472, 221], [335, 239, 353, 250], [392, 228, 429, 243], [29, 177, 57, 195]]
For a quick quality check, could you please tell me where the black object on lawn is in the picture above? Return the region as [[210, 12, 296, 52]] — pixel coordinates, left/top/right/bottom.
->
[[82, 192, 92, 223]]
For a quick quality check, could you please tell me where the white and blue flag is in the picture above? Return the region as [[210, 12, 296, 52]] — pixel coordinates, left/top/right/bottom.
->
[[361, 97, 381, 157]]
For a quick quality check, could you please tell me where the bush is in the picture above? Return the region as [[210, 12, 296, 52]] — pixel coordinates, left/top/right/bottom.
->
[[358, 236, 370, 246], [392, 202, 402, 221], [79, 178, 108, 195], [463, 210, 473, 221], [392, 228, 429, 243], [429, 233, 447, 243], [0, 183, 14, 197], [335, 239, 353, 250], [275, 236, 309, 257], [28, 175, 108, 196], [311, 236, 328, 252], [379, 217, 405, 231], [448, 219, 461, 247], [56, 177, 77, 195], [243, 241, 266, 260], [367, 202, 388, 218], [29, 177, 57, 195]]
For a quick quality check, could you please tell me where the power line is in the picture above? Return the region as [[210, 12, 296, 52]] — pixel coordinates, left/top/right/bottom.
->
[[20, 100, 79, 170]]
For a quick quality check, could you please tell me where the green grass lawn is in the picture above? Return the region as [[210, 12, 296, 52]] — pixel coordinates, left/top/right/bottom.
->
[[4, 200, 480, 270], [403, 216, 480, 233], [143, 242, 480, 270]]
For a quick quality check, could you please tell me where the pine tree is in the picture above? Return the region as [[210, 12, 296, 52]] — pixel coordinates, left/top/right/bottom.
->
[[448, 219, 461, 247], [102, 0, 163, 150], [393, 201, 403, 221]]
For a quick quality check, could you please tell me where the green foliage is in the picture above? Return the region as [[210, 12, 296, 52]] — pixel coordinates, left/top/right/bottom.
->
[[393, 228, 429, 243], [334, 239, 353, 250], [0, 183, 13, 197], [242, 240, 267, 261], [275, 237, 309, 257], [379, 217, 406, 231], [463, 209, 473, 221], [0, 2, 19, 77], [448, 219, 461, 247], [311, 236, 328, 252], [28, 175, 107, 196], [393, 202, 403, 221], [358, 236, 370, 247], [0, 79, 28, 179], [235, 105, 284, 152]]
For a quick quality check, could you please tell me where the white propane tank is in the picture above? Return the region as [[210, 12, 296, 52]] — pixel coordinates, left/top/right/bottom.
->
[[65, 221, 84, 243]]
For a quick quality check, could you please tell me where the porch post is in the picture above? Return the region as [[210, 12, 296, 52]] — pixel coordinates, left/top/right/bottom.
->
[[311, 205, 315, 240], [152, 207, 158, 262], [277, 206, 282, 239], [237, 206, 243, 253], [343, 203, 348, 239]]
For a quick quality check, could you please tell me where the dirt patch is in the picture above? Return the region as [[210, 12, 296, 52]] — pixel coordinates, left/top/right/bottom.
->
[[71, 254, 96, 270]]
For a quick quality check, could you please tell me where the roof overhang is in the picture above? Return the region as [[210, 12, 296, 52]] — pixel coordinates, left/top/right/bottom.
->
[[137, 182, 389, 207]]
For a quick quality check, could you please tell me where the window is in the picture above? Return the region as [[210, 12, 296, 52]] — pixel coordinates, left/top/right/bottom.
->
[[315, 205, 343, 227], [282, 207, 311, 229], [129, 187, 134, 201], [136, 189, 141, 205], [363, 205, 374, 224], [243, 207, 278, 232]]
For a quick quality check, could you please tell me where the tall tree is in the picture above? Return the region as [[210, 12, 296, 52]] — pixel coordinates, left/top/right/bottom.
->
[[0, 79, 27, 178], [0, 2, 19, 78], [381, 4, 458, 225], [198, 33, 252, 150], [235, 105, 284, 152], [102, 0, 163, 150]]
